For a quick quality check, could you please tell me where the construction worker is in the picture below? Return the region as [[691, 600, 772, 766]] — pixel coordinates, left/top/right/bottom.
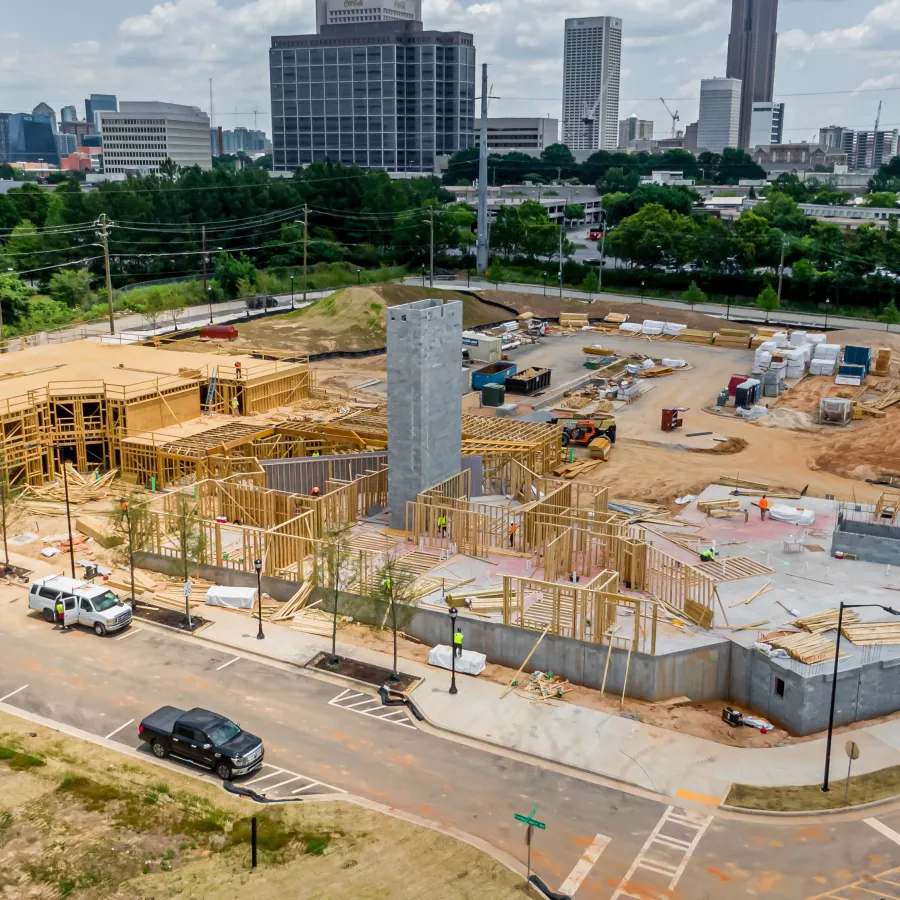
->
[[230, 396, 239, 417], [759, 494, 770, 522], [55, 597, 64, 630], [381, 576, 392, 595], [437, 514, 447, 537], [509, 522, 517, 548], [453, 626, 464, 658], [700, 548, 716, 562], [311, 450, 320, 458], [310, 486, 321, 498]]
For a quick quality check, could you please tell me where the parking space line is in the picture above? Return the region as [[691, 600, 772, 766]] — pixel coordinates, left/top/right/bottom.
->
[[559, 833, 611, 896], [0, 684, 28, 703], [266, 775, 304, 791], [291, 782, 322, 794], [246, 767, 284, 785], [866, 818, 900, 845], [105, 719, 134, 739], [115, 628, 143, 640], [215, 656, 241, 672]]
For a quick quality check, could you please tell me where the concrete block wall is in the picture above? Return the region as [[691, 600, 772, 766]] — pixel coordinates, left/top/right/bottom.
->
[[387, 299, 463, 527], [831, 518, 900, 564]]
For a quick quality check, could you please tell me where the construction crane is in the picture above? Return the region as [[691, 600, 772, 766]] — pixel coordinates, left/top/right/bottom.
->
[[870, 100, 883, 168], [660, 98, 680, 138]]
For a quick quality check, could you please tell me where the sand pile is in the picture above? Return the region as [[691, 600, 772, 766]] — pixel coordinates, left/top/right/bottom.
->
[[812, 411, 900, 480], [754, 408, 822, 432]]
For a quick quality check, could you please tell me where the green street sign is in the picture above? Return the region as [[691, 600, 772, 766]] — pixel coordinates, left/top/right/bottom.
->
[[514, 807, 546, 830]]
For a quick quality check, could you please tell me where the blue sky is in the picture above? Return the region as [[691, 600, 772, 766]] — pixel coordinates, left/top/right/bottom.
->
[[3, 0, 899, 142]]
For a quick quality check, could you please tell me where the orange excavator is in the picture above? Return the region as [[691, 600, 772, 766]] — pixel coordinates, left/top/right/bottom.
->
[[557, 416, 617, 447]]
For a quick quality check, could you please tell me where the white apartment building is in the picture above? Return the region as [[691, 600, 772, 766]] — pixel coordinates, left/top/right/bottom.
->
[[315, 0, 421, 31], [749, 101, 784, 149], [475, 117, 558, 151], [99, 102, 212, 174], [697, 78, 742, 154], [562, 16, 622, 152]]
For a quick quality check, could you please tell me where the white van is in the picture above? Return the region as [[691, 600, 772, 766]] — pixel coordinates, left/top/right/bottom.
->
[[28, 575, 133, 636]]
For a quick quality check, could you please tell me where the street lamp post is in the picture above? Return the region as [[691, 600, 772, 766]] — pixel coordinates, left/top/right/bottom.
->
[[449, 606, 458, 695], [207, 285, 213, 325], [824, 297, 831, 331], [823, 601, 900, 791], [254, 558, 264, 641], [640, 281, 645, 304], [356, 267, 361, 286], [290, 275, 295, 311], [421, 264, 426, 286]]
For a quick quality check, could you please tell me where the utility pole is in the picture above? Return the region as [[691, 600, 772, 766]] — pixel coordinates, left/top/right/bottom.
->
[[303, 204, 309, 305], [429, 207, 434, 288], [202, 225, 212, 324], [598, 200, 607, 294], [558, 225, 563, 298], [62, 463, 76, 578], [99, 215, 114, 335], [777, 234, 786, 303], [476, 63, 489, 274]]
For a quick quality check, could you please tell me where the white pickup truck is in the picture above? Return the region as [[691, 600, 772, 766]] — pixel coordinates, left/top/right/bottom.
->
[[28, 575, 133, 636]]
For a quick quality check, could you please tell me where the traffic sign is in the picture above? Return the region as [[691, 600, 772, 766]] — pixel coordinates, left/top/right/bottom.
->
[[514, 806, 546, 885], [845, 740, 861, 761], [514, 807, 546, 830], [183, 581, 192, 598]]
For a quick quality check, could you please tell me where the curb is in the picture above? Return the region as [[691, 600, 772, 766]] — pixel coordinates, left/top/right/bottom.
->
[[720, 793, 900, 817]]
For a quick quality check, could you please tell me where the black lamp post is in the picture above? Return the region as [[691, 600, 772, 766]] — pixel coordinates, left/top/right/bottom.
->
[[421, 264, 426, 286], [824, 297, 831, 331], [254, 558, 264, 641], [449, 606, 458, 695], [640, 280, 645, 304], [290, 275, 295, 310], [823, 601, 900, 791], [356, 267, 361, 286]]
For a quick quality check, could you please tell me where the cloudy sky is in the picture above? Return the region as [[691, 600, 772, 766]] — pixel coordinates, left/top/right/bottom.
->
[[3, 0, 900, 143]]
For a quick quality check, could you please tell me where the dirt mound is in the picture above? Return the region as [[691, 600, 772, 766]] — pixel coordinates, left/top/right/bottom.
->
[[753, 408, 822, 432], [689, 436, 748, 455], [812, 410, 900, 480], [830, 328, 900, 355]]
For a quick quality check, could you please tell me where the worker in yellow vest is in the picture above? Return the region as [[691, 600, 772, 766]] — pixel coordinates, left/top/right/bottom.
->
[[453, 627, 464, 658], [437, 514, 447, 537], [312, 450, 320, 457]]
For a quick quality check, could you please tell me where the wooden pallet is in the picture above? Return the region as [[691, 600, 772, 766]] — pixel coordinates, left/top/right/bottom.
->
[[841, 622, 900, 646], [768, 631, 843, 665], [790, 608, 860, 634], [693, 556, 775, 582]]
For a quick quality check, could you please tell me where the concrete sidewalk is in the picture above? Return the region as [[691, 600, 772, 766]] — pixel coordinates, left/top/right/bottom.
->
[[194, 606, 900, 806]]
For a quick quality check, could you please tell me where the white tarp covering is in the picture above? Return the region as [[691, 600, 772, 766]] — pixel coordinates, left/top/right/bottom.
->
[[769, 504, 816, 526], [428, 644, 486, 676], [205, 585, 257, 609], [661, 358, 687, 368]]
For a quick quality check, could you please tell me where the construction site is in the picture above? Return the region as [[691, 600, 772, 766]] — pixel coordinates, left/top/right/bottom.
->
[[4, 284, 900, 742]]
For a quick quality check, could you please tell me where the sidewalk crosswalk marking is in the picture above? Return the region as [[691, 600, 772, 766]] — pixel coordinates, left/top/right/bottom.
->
[[558, 834, 611, 896], [328, 688, 416, 729]]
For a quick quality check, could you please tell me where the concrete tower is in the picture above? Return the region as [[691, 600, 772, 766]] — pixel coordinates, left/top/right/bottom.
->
[[386, 299, 463, 527]]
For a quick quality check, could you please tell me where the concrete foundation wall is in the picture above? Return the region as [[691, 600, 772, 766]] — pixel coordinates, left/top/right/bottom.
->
[[831, 517, 900, 564], [387, 299, 463, 527]]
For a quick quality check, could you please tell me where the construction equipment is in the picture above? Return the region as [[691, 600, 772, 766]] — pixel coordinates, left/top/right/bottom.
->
[[660, 98, 680, 138], [557, 416, 616, 447]]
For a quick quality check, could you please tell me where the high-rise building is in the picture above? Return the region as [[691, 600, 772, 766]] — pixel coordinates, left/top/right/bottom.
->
[[32, 103, 57, 128], [838, 129, 900, 171], [85, 94, 118, 132], [315, 0, 422, 32], [98, 102, 212, 174], [697, 77, 742, 154], [618, 115, 653, 149], [0, 113, 61, 165], [269, 21, 476, 174], [222, 127, 269, 154], [61, 105, 78, 123], [684, 121, 699, 153], [474, 117, 558, 151], [726, 0, 779, 150], [562, 16, 622, 152], [55, 132, 77, 157], [749, 101, 783, 148], [819, 125, 850, 152]]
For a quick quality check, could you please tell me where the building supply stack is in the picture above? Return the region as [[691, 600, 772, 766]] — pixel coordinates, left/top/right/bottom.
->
[[783, 348, 807, 380], [560, 312, 590, 330], [677, 328, 715, 345], [663, 322, 686, 336], [618, 322, 643, 334], [754, 340, 776, 370], [604, 312, 629, 325], [819, 397, 852, 426], [874, 348, 892, 377], [641, 319, 665, 335], [617, 379, 641, 401], [810, 342, 840, 376], [751, 326, 779, 349], [714, 328, 753, 349]]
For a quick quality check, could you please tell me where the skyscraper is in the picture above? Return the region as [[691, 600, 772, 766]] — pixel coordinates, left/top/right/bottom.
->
[[726, 0, 778, 150], [697, 77, 742, 154], [85, 94, 118, 132], [60, 106, 78, 123], [562, 16, 622, 152], [315, 0, 422, 32]]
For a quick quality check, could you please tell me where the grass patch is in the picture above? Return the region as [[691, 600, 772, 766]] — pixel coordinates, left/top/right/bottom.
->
[[726, 764, 900, 811], [0, 745, 45, 770], [57, 773, 126, 809]]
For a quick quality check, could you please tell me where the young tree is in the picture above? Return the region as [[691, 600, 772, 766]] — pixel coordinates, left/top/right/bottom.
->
[[170, 492, 208, 626], [565, 203, 585, 223], [681, 281, 707, 309], [487, 263, 507, 287], [375, 553, 417, 681], [581, 269, 599, 294], [166, 293, 187, 330], [49, 269, 94, 309], [138, 293, 168, 331], [0, 474, 26, 569], [880, 298, 900, 330], [110, 493, 154, 606], [317, 527, 357, 663], [756, 284, 780, 322], [0, 272, 32, 332], [6, 220, 42, 274]]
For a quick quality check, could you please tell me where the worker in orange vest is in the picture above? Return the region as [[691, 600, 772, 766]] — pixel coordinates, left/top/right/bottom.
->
[[509, 522, 517, 548], [759, 495, 769, 521]]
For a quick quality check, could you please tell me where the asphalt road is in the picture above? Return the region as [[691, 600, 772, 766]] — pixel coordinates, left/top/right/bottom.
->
[[0, 607, 897, 899]]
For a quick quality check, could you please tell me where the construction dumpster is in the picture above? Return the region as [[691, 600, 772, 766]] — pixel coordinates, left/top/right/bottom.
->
[[471, 361, 517, 390], [505, 367, 551, 395]]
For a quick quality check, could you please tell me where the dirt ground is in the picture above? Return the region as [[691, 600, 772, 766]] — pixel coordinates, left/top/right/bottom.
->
[[0, 710, 522, 900], [225, 285, 508, 355]]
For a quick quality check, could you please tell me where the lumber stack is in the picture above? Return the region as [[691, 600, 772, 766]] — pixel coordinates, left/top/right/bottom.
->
[[767, 632, 843, 664], [676, 328, 715, 345], [582, 345, 611, 356], [105, 568, 159, 594], [790, 608, 860, 634], [552, 459, 603, 478], [560, 313, 589, 329], [290, 607, 350, 636], [22, 466, 119, 505], [713, 329, 752, 349], [588, 437, 611, 460], [76, 515, 123, 549], [516, 670, 572, 702], [640, 366, 675, 378], [874, 348, 892, 377], [841, 622, 900, 646], [698, 498, 740, 514], [604, 312, 629, 324], [716, 475, 801, 494], [270, 582, 314, 622], [150, 577, 214, 611]]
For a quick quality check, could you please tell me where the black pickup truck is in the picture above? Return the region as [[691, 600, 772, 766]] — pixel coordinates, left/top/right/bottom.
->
[[138, 706, 264, 780]]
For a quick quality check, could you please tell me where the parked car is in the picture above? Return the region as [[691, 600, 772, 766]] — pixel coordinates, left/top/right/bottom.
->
[[138, 706, 264, 780], [246, 294, 279, 310], [28, 575, 132, 636]]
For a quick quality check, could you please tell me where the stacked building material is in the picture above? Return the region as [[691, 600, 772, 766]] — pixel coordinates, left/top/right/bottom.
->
[[874, 347, 892, 376], [714, 328, 752, 349], [641, 319, 665, 335], [619, 322, 642, 334], [784, 348, 807, 380], [663, 322, 686, 336], [604, 312, 629, 324], [560, 313, 590, 329], [676, 328, 715, 345], [810, 342, 840, 376]]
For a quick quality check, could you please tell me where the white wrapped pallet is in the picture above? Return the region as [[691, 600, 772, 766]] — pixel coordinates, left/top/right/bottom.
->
[[642, 319, 665, 329], [663, 322, 686, 335], [755, 351, 772, 369], [807, 333, 826, 346], [772, 332, 789, 347], [758, 341, 777, 352], [619, 322, 642, 333], [661, 358, 687, 368], [790, 330, 808, 345], [813, 343, 841, 360], [641, 326, 664, 335]]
